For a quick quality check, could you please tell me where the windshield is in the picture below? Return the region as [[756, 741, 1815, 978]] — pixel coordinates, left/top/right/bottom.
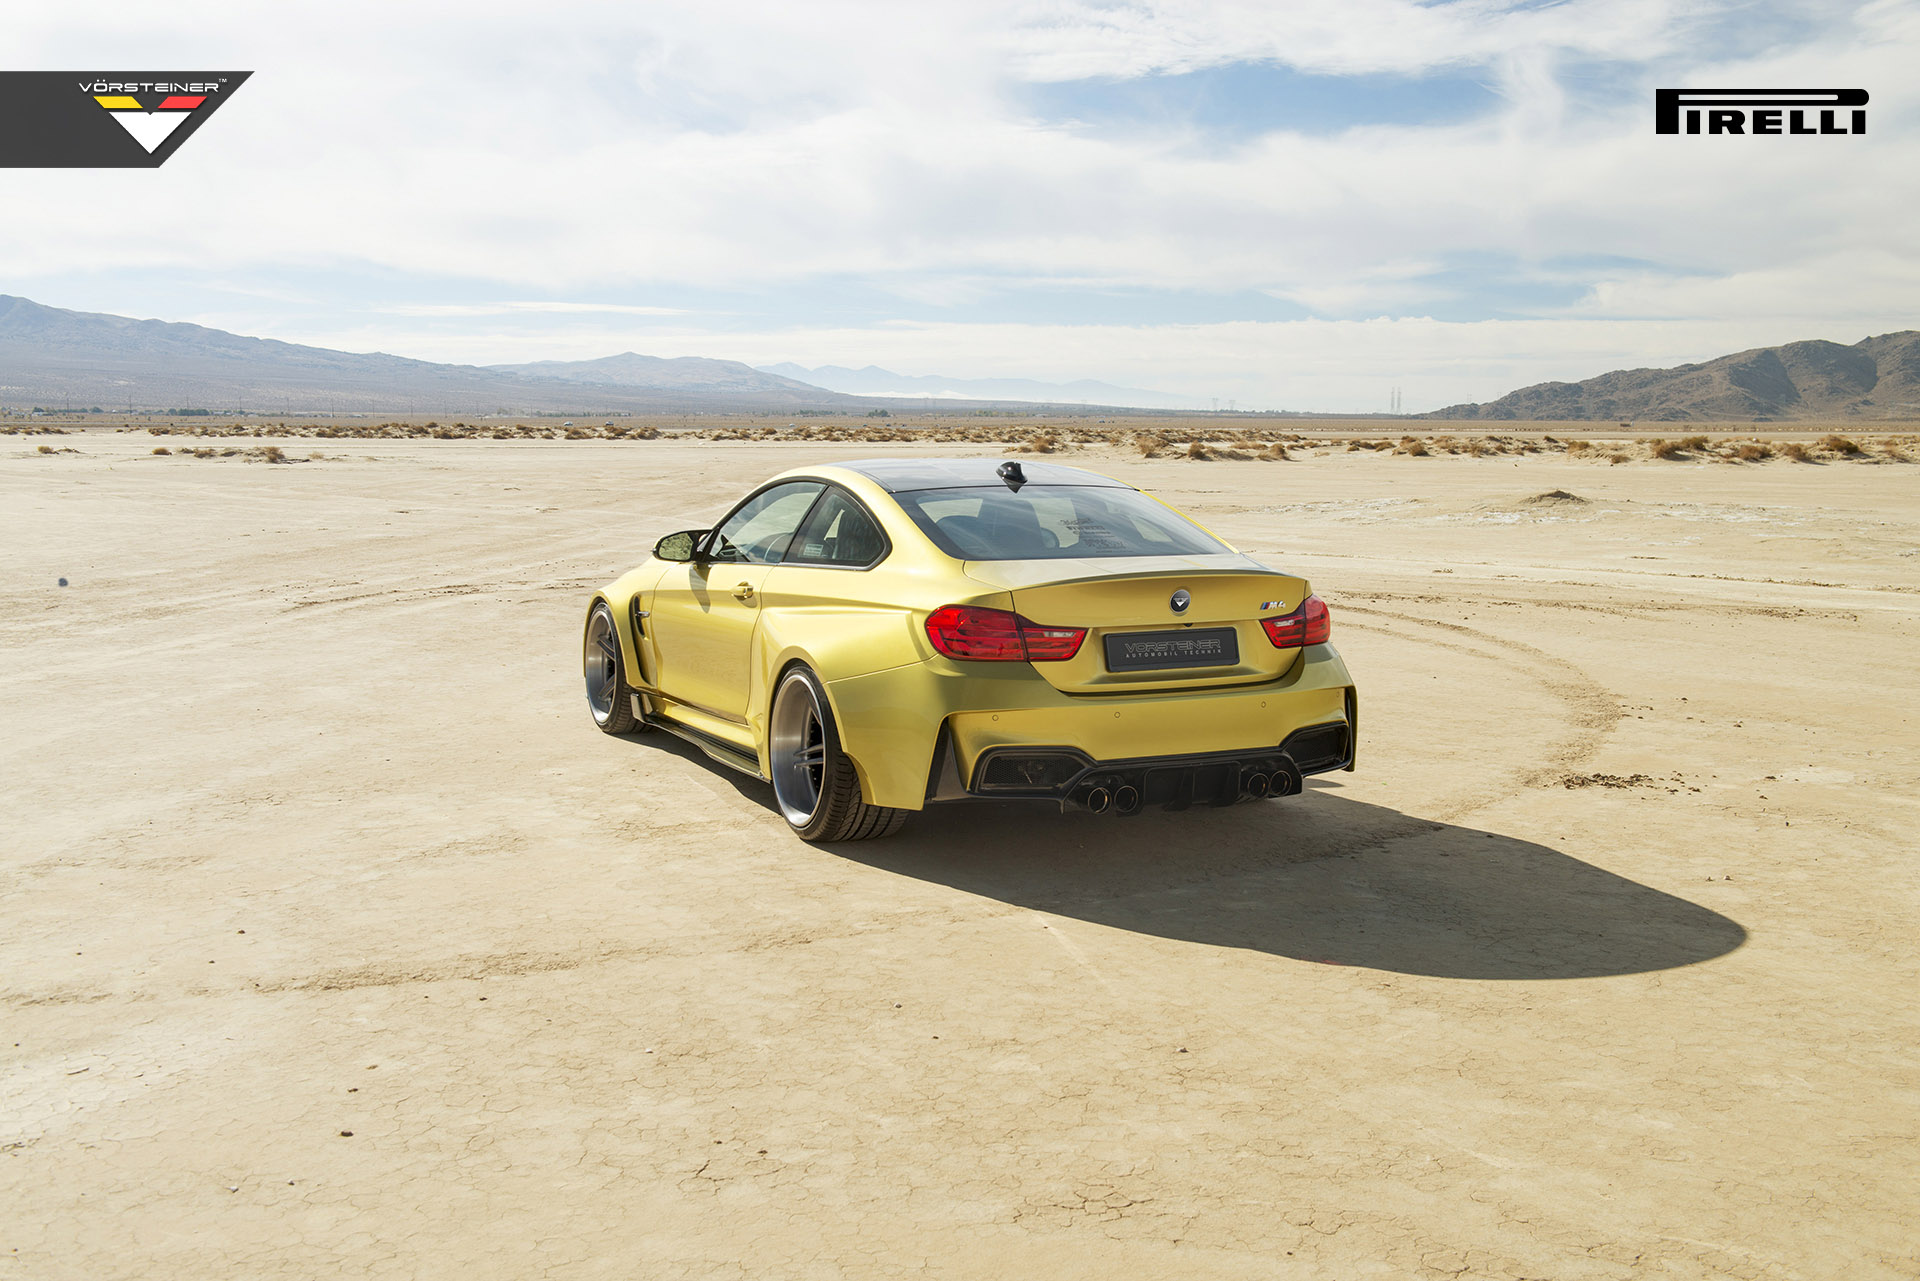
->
[[894, 485, 1227, 560]]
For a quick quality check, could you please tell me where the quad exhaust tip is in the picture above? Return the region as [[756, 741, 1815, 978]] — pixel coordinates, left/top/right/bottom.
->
[[1073, 758, 1303, 813]]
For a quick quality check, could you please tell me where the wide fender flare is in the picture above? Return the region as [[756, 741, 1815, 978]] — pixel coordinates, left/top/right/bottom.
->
[[583, 594, 642, 690], [755, 647, 883, 798], [587, 562, 669, 689]]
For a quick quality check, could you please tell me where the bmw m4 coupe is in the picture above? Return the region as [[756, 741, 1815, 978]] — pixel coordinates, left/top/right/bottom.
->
[[584, 458, 1356, 841]]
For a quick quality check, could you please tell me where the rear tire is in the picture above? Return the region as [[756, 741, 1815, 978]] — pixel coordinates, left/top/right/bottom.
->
[[584, 601, 641, 734], [768, 666, 906, 842]]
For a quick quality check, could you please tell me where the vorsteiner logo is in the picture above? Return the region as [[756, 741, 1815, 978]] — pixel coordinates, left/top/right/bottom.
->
[[1656, 89, 1867, 136], [0, 71, 251, 167]]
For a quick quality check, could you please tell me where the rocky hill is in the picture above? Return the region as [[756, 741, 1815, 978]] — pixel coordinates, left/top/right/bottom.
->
[[1428, 332, 1920, 421]]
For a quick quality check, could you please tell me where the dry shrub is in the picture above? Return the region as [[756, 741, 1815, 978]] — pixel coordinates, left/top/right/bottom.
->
[[1465, 440, 1486, 457], [1263, 442, 1291, 461], [1648, 438, 1683, 459], [1735, 442, 1772, 462], [152, 446, 171, 455], [1187, 440, 1212, 460], [1565, 439, 1589, 454], [260, 445, 288, 464], [36, 444, 54, 454], [1609, 452, 1631, 465], [1678, 435, 1710, 452], [1025, 432, 1058, 453], [1780, 442, 1812, 462], [1134, 433, 1162, 456], [1819, 433, 1861, 455], [1400, 439, 1428, 457]]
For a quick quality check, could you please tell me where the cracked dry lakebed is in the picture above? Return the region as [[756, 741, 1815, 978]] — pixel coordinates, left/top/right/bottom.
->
[[3, 434, 1917, 1279]]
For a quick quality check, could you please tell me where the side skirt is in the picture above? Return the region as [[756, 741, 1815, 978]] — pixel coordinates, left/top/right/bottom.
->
[[634, 694, 767, 780]]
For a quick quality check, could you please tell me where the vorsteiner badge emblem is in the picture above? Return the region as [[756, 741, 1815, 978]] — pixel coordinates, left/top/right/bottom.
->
[[1170, 589, 1191, 614]]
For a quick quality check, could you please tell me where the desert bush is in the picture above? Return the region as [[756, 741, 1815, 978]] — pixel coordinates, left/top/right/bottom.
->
[[1565, 439, 1589, 454], [1819, 433, 1861, 455], [1399, 439, 1428, 456], [1026, 432, 1058, 453], [1780, 442, 1812, 462], [1648, 438, 1683, 459], [1735, 442, 1772, 462], [1187, 440, 1212, 460], [152, 446, 171, 455], [1678, 435, 1710, 452], [1609, 452, 1630, 465], [260, 445, 288, 463], [37, 444, 54, 454]]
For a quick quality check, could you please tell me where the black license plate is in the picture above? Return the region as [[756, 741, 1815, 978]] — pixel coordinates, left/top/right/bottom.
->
[[1104, 627, 1239, 672]]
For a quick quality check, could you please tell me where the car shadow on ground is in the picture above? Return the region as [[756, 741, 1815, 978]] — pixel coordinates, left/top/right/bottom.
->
[[621, 733, 1746, 980], [827, 779, 1749, 981]]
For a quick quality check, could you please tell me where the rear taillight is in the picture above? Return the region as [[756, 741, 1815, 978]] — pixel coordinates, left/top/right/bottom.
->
[[1260, 594, 1330, 648], [925, 604, 1086, 662]]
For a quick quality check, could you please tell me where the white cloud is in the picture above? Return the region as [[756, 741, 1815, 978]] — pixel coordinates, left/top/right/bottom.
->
[[378, 302, 690, 317], [1006, 0, 1707, 81], [2, 0, 1914, 408]]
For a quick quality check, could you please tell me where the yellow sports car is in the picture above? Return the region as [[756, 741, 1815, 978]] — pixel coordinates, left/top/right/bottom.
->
[[584, 458, 1356, 841]]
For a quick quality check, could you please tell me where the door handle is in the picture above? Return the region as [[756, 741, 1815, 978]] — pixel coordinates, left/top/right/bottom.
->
[[732, 582, 755, 601]]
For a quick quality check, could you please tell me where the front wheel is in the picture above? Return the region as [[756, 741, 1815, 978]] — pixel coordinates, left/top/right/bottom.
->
[[768, 666, 905, 841], [584, 601, 641, 734]]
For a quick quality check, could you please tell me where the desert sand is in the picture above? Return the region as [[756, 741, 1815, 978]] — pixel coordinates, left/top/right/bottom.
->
[[3, 432, 1916, 1279]]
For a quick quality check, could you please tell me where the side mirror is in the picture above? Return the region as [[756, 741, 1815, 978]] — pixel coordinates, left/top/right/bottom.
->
[[654, 529, 708, 563]]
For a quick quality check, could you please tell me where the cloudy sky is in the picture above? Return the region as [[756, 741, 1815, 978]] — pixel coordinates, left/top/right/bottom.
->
[[5, 0, 1915, 410]]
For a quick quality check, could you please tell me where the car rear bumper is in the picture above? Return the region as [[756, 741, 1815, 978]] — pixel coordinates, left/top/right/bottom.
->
[[824, 645, 1356, 811], [956, 719, 1353, 814]]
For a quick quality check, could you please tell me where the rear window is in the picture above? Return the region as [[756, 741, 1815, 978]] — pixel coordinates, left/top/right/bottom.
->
[[894, 485, 1227, 560]]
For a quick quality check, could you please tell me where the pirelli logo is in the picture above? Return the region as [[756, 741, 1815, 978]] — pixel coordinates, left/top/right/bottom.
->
[[1656, 89, 1868, 136]]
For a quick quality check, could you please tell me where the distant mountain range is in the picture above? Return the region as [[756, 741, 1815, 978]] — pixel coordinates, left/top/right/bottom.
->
[[488, 352, 830, 399], [1428, 332, 1920, 421], [0, 296, 857, 413], [755, 363, 1206, 410], [6, 293, 1916, 421]]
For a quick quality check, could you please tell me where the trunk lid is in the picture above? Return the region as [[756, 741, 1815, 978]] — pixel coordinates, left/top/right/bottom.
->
[[963, 554, 1309, 694]]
